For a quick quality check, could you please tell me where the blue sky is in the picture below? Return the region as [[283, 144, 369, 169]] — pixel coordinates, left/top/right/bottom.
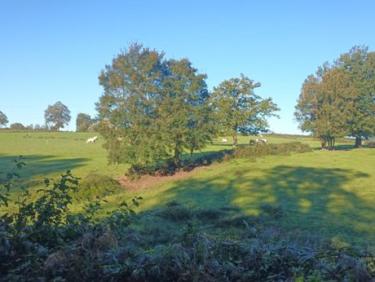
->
[[1, 0, 375, 133]]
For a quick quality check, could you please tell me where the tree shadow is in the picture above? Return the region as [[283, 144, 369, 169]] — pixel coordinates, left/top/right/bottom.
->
[[0, 154, 89, 179], [143, 165, 374, 247]]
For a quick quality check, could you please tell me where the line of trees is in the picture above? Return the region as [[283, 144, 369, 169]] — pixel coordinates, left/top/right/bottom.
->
[[295, 46, 375, 149], [96, 44, 278, 168], [1, 103, 95, 132]]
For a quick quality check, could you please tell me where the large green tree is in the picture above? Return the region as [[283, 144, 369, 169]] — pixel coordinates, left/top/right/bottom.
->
[[210, 74, 278, 146], [96, 44, 213, 168], [337, 46, 375, 147], [295, 66, 355, 149], [296, 46, 375, 149], [0, 110, 8, 128], [157, 59, 213, 165], [44, 102, 71, 131], [76, 113, 93, 132]]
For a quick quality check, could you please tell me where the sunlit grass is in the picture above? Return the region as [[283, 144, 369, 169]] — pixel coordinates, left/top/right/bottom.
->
[[1, 131, 374, 248]]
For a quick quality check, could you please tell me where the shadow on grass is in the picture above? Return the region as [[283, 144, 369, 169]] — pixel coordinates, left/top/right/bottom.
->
[[0, 154, 90, 179], [143, 165, 373, 247]]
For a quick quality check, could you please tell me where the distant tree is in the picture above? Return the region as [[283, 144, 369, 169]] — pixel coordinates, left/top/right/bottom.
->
[[10, 122, 26, 130], [337, 46, 375, 147], [210, 74, 279, 146], [34, 124, 46, 131], [0, 110, 8, 128], [44, 101, 71, 131], [25, 124, 34, 130], [76, 113, 93, 132], [96, 44, 214, 168]]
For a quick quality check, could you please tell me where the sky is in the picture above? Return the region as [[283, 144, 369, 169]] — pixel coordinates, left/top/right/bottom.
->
[[1, 0, 375, 133]]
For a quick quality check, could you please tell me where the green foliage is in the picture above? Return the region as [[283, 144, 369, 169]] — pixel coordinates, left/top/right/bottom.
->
[[338, 46, 375, 147], [0, 110, 8, 127], [0, 163, 141, 280], [9, 122, 25, 130], [295, 46, 375, 148], [295, 67, 354, 149], [96, 44, 214, 169], [75, 113, 93, 132], [74, 173, 122, 200], [233, 142, 312, 159], [126, 149, 233, 178], [211, 74, 279, 145], [44, 101, 71, 131]]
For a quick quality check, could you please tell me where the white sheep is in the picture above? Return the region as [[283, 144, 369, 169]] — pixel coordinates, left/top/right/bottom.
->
[[255, 138, 267, 144], [86, 136, 98, 143], [221, 138, 228, 143]]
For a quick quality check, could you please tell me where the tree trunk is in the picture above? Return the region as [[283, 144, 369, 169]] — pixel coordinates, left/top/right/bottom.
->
[[232, 134, 238, 147], [174, 149, 181, 167], [321, 138, 326, 149], [355, 136, 362, 148]]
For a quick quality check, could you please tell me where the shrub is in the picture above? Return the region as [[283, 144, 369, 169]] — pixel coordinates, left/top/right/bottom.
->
[[75, 173, 122, 200], [127, 150, 233, 178], [367, 141, 375, 148], [234, 142, 312, 159]]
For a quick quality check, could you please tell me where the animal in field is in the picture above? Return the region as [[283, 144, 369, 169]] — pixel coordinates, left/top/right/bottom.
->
[[221, 138, 228, 143], [255, 138, 267, 144], [86, 136, 98, 143]]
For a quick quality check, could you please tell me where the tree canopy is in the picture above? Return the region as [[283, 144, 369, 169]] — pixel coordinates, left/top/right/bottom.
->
[[10, 122, 26, 130], [44, 102, 71, 131], [210, 74, 279, 145], [295, 46, 375, 148], [76, 113, 93, 132], [338, 46, 375, 146], [96, 44, 215, 168]]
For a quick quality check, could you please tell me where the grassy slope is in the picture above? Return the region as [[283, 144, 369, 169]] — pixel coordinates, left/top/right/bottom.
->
[[1, 131, 374, 248], [119, 149, 374, 248], [0, 131, 128, 178]]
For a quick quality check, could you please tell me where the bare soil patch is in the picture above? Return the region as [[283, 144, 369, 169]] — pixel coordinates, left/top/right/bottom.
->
[[118, 166, 208, 191]]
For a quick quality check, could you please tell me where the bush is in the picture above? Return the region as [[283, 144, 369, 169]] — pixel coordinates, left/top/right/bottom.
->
[[75, 173, 122, 200], [0, 162, 141, 280], [367, 141, 375, 148], [127, 150, 233, 178], [234, 142, 312, 159]]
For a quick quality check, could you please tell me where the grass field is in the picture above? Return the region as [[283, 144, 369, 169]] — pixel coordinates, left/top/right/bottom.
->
[[1, 131, 374, 249]]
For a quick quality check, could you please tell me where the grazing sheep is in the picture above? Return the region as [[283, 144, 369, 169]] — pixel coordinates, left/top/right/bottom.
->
[[221, 138, 228, 143], [86, 136, 98, 143], [255, 138, 267, 144]]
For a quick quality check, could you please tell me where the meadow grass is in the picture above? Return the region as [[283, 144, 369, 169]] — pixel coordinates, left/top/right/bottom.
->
[[0, 131, 374, 248]]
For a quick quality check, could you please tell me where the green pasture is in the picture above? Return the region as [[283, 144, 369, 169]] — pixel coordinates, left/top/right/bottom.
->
[[0, 131, 374, 248]]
